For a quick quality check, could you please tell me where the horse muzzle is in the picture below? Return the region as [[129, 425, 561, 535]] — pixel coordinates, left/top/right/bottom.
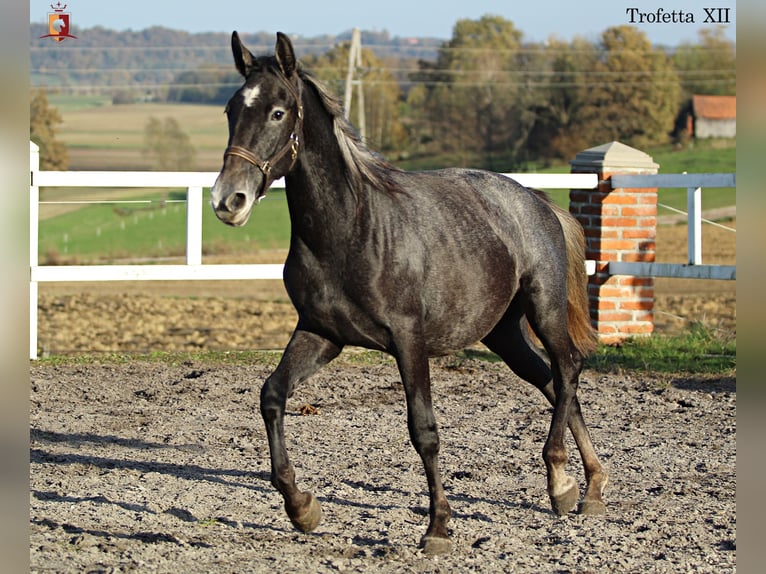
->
[[210, 187, 256, 227]]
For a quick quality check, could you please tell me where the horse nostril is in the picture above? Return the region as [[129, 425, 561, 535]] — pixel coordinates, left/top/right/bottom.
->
[[226, 192, 248, 212]]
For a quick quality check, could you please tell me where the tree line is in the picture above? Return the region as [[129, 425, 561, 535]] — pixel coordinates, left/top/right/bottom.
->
[[336, 17, 734, 168], [164, 17, 735, 169], [31, 17, 735, 170]]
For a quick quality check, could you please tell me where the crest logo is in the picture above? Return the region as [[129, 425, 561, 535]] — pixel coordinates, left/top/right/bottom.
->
[[40, 2, 78, 42]]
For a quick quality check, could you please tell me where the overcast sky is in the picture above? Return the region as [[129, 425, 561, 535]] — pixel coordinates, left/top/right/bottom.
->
[[31, 0, 736, 46]]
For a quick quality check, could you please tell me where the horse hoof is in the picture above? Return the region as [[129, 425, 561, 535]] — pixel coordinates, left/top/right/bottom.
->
[[287, 493, 322, 533], [550, 483, 579, 516], [578, 499, 606, 515], [420, 535, 453, 555]]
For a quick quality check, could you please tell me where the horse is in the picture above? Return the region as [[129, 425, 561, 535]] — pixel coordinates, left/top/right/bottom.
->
[[210, 32, 608, 555]]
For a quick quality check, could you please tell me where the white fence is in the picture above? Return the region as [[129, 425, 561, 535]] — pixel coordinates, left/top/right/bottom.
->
[[30, 143, 735, 358], [29, 142, 599, 358], [609, 173, 736, 280]]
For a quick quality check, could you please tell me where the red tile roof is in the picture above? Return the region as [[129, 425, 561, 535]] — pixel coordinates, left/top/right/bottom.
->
[[692, 95, 736, 120]]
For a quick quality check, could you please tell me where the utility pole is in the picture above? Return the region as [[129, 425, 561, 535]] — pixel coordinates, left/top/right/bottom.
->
[[343, 28, 366, 141]]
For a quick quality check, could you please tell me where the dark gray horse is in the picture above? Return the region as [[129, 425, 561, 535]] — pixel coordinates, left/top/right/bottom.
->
[[211, 32, 607, 554]]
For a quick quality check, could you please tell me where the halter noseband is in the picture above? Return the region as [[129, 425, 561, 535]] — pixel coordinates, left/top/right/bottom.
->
[[224, 72, 304, 178]]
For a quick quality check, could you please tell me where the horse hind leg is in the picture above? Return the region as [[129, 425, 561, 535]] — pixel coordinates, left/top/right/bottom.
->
[[528, 287, 609, 516], [524, 313, 581, 514], [522, 318, 607, 515], [563, 395, 608, 514], [481, 313, 576, 513], [483, 312, 607, 516], [527, 357, 607, 514]]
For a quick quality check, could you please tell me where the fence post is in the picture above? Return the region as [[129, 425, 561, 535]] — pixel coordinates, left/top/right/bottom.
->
[[186, 186, 203, 265], [30, 142, 40, 360], [569, 141, 659, 344], [687, 186, 702, 265]]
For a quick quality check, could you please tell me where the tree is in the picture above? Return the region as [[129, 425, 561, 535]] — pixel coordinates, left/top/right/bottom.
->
[[413, 15, 531, 169], [142, 116, 197, 170], [30, 89, 68, 170], [575, 26, 681, 149], [673, 26, 736, 98], [525, 36, 601, 161]]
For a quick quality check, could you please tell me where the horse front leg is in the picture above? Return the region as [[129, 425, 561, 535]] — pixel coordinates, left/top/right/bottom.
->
[[260, 328, 341, 532], [394, 338, 452, 555]]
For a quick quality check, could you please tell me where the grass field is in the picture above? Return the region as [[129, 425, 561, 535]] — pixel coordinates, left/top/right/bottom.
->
[[40, 98, 736, 262], [39, 190, 291, 263]]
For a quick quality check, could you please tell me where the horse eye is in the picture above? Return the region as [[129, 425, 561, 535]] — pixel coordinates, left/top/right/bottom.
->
[[271, 110, 285, 121]]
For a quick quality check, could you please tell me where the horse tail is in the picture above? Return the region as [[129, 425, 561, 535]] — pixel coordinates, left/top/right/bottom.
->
[[546, 197, 599, 357]]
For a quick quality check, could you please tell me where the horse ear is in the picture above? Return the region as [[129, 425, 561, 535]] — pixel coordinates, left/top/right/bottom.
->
[[231, 31, 255, 77], [275, 32, 297, 77]]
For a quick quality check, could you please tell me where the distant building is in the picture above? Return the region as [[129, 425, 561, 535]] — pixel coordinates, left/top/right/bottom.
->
[[685, 95, 736, 139]]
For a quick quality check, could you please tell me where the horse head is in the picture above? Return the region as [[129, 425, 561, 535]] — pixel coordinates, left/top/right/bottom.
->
[[211, 32, 303, 227]]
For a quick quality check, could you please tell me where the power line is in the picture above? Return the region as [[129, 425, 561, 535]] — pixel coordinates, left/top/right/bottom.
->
[[31, 66, 736, 78], [29, 43, 736, 55], [33, 77, 735, 95]]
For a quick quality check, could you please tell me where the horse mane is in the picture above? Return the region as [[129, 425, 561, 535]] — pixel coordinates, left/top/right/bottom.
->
[[298, 68, 404, 196]]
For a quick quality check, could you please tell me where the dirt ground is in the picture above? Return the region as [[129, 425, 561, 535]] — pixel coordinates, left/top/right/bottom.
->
[[30, 357, 736, 573], [35, 217, 736, 355], [29, 216, 737, 572]]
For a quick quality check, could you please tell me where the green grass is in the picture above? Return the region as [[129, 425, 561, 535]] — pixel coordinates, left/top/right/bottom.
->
[[47, 93, 113, 113], [649, 141, 736, 214], [585, 323, 735, 374], [651, 141, 736, 174], [33, 324, 735, 376], [452, 326, 735, 375], [32, 349, 285, 368], [39, 189, 291, 262]]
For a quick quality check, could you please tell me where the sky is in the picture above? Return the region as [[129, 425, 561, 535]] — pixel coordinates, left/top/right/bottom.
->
[[31, 0, 736, 46]]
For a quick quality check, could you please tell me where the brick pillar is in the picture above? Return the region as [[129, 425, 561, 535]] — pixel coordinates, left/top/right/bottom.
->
[[569, 142, 659, 344]]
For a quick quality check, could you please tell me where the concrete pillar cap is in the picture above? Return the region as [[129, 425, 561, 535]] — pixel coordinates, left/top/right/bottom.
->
[[570, 141, 658, 171]]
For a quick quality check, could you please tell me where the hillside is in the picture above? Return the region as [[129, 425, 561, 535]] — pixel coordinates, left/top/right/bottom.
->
[[30, 24, 442, 95]]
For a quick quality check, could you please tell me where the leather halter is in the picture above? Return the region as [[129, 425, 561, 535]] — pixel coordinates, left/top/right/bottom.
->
[[224, 72, 304, 178]]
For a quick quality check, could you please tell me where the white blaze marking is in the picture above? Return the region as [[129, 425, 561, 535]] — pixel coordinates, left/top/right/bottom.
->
[[242, 85, 261, 107]]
